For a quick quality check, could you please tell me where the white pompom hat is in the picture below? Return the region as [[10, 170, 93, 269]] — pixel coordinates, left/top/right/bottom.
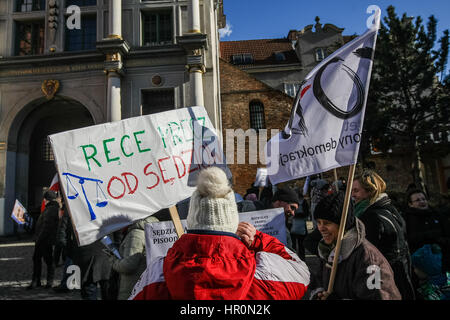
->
[[187, 166, 239, 233]]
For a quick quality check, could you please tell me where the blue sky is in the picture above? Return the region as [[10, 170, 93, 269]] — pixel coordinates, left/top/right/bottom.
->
[[220, 0, 450, 75]]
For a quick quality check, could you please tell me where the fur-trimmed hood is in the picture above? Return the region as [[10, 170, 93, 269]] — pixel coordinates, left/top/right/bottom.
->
[[317, 218, 366, 265]]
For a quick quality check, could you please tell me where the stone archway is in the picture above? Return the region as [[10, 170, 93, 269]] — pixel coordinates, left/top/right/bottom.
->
[[4, 96, 95, 235]]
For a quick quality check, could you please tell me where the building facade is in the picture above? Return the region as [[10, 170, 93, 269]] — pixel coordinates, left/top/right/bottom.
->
[[220, 17, 449, 200], [220, 58, 294, 195], [0, 0, 225, 236], [220, 17, 349, 194]]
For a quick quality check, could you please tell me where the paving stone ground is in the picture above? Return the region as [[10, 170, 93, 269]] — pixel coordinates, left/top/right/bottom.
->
[[0, 234, 81, 300]]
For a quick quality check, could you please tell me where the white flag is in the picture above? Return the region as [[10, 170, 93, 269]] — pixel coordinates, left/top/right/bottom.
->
[[265, 9, 381, 185]]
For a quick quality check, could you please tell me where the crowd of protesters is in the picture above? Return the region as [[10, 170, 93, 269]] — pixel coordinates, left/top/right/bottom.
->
[[27, 167, 450, 300]]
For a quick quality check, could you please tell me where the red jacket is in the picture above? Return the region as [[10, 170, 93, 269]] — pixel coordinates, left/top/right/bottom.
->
[[130, 230, 310, 300]]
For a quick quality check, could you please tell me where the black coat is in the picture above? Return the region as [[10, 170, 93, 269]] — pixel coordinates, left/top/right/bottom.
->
[[358, 195, 415, 300], [56, 208, 112, 284], [55, 208, 77, 259], [35, 200, 60, 246], [403, 206, 450, 272]]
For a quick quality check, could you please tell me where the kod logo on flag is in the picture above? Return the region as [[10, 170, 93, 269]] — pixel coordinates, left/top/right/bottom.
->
[[265, 8, 381, 185]]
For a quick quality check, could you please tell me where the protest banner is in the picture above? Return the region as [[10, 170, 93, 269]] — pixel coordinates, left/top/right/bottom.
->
[[238, 208, 286, 244], [265, 10, 380, 185], [11, 199, 31, 227], [265, 8, 381, 297], [49, 106, 230, 246], [144, 208, 285, 266]]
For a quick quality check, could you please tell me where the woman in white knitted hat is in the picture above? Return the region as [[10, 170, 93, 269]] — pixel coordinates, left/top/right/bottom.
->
[[130, 166, 310, 300]]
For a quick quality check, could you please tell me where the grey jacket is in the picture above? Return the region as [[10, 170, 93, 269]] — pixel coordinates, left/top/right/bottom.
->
[[112, 215, 158, 300], [311, 218, 402, 300]]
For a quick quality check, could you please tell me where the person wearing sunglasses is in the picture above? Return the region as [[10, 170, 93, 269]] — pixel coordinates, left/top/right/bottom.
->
[[351, 170, 415, 300]]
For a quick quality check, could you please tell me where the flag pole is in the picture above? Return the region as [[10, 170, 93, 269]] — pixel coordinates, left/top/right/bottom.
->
[[169, 205, 185, 238], [326, 164, 356, 296], [333, 168, 339, 192]]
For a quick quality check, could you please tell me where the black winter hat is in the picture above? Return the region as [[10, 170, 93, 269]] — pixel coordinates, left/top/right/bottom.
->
[[43, 190, 57, 201], [272, 187, 300, 206], [314, 192, 356, 231]]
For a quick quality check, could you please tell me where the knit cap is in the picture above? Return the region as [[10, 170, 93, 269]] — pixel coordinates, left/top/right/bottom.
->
[[43, 190, 57, 201], [314, 192, 356, 231], [187, 167, 239, 233], [272, 187, 300, 205]]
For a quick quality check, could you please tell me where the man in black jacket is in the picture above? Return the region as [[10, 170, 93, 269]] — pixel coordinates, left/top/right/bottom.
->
[[403, 189, 450, 297], [28, 190, 60, 289]]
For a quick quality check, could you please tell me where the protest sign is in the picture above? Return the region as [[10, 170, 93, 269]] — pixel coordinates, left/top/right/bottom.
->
[[145, 219, 188, 267], [11, 199, 32, 227], [238, 208, 286, 244], [144, 208, 285, 266], [49, 106, 230, 246], [254, 168, 268, 187]]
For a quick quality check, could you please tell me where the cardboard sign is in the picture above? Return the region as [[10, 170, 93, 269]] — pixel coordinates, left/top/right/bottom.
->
[[49, 106, 230, 246], [145, 208, 286, 266]]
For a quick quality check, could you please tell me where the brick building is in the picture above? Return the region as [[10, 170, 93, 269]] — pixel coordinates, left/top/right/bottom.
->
[[220, 18, 450, 201], [219, 58, 293, 195], [219, 18, 349, 195]]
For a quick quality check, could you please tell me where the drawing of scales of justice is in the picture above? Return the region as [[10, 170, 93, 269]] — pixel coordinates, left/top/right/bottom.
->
[[62, 172, 108, 221]]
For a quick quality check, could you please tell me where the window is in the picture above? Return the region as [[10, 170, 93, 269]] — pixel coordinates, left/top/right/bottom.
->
[[249, 101, 265, 130], [274, 52, 286, 62], [232, 53, 253, 65], [65, 0, 96, 6], [16, 0, 45, 12], [142, 11, 172, 46], [142, 89, 175, 115], [284, 83, 301, 98], [65, 15, 97, 51], [41, 138, 54, 162], [315, 48, 326, 62], [15, 21, 45, 56]]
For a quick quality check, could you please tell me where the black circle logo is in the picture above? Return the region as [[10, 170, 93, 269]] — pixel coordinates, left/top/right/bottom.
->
[[313, 57, 365, 119]]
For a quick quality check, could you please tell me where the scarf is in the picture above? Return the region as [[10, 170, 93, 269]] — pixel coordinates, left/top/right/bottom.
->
[[354, 199, 370, 218]]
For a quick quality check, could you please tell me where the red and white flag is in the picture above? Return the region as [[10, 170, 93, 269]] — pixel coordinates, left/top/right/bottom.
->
[[265, 9, 381, 185], [40, 173, 60, 213]]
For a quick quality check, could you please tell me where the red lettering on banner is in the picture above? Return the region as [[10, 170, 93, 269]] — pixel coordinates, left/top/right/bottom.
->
[[158, 157, 175, 185], [181, 149, 199, 174], [107, 176, 126, 199], [172, 155, 186, 179], [144, 162, 160, 190], [121, 172, 138, 194]]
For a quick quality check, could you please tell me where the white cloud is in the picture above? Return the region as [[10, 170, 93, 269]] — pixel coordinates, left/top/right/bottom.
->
[[219, 22, 233, 38]]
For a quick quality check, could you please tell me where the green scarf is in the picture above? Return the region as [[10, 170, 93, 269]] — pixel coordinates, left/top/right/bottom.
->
[[354, 199, 370, 218], [318, 241, 336, 262]]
